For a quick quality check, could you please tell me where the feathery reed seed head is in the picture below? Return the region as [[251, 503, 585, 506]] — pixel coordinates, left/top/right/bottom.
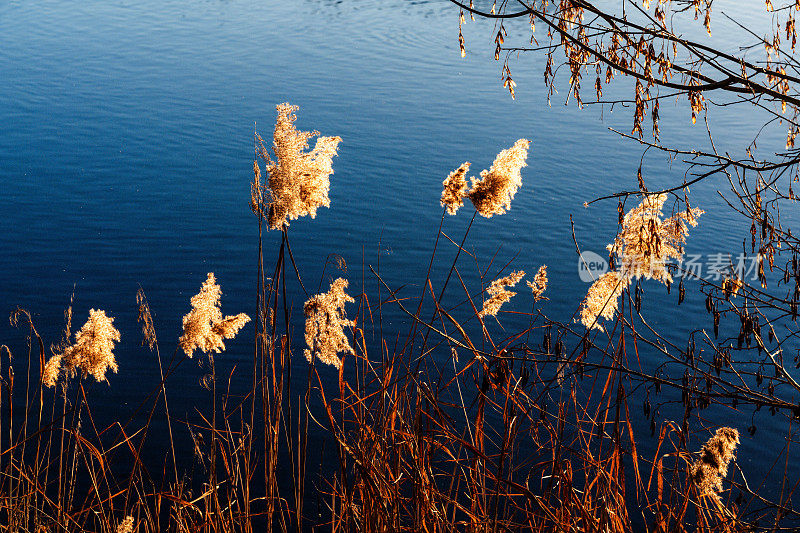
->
[[304, 278, 355, 369], [580, 194, 703, 329], [42, 354, 62, 388], [116, 516, 134, 533], [468, 139, 530, 217], [263, 103, 342, 229], [480, 270, 525, 318], [43, 309, 121, 386], [441, 162, 470, 215], [136, 288, 157, 351], [527, 265, 548, 301], [609, 193, 703, 284], [179, 273, 250, 358], [580, 271, 628, 330], [690, 427, 739, 497]]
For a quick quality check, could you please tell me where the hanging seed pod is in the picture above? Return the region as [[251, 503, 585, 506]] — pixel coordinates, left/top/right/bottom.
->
[[678, 278, 685, 304], [757, 369, 764, 385], [643, 395, 651, 418], [655, 376, 662, 394], [634, 283, 642, 312], [650, 415, 656, 436], [555, 340, 564, 358], [543, 328, 552, 354], [481, 372, 490, 393], [666, 279, 671, 294], [681, 372, 689, 406], [732, 397, 738, 409], [770, 405, 778, 416], [768, 328, 775, 343], [737, 331, 744, 348], [520, 365, 529, 388], [748, 424, 757, 436], [706, 376, 713, 392], [768, 380, 775, 395], [705, 293, 713, 313], [494, 360, 507, 385], [713, 311, 720, 338]]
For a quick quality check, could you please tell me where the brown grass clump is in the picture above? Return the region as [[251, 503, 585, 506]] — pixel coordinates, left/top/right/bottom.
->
[[262, 103, 342, 229], [179, 273, 251, 358], [468, 139, 530, 217], [42, 309, 121, 387], [690, 427, 740, 498], [580, 271, 628, 330], [441, 162, 470, 215], [480, 270, 525, 318], [527, 265, 548, 301], [304, 278, 355, 369]]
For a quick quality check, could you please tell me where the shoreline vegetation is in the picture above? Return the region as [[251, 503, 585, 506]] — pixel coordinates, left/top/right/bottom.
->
[[2, 101, 793, 532]]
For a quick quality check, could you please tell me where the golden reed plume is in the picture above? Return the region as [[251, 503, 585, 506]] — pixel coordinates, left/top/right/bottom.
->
[[690, 427, 740, 498], [440, 139, 531, 217], [179, 273, 250, 358], [116, 516, 135, 533], [43, 309, 121, 387], [480, 270, 525, 318], [441, 162, 470, 215], [468, 139, 530, 217], [257, 103, 342, 229], [304, 278, 355, 369], [527, 265, 548, 301], [580, 194, 703, 330]]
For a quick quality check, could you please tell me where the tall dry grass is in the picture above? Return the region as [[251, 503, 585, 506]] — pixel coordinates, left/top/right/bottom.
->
[[0, 103, 795, 533]]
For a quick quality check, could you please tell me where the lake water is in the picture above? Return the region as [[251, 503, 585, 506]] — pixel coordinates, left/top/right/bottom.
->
[[1, 0, 797, 520]]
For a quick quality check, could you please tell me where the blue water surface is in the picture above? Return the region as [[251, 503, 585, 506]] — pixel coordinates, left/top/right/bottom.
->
[[0, 0, 796, 514]]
